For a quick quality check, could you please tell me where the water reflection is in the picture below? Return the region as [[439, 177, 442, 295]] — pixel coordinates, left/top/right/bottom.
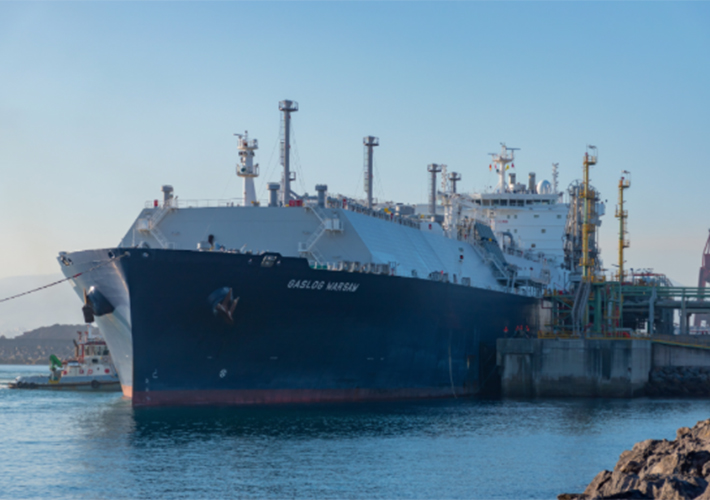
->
[[129, 399, 473, 442], [33, 396, 710, 499], [78, 396, 710, 446]]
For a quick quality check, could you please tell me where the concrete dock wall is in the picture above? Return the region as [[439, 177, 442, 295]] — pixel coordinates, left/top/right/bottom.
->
[[497, 338, 652, 398], [651, 335, 710, 368]]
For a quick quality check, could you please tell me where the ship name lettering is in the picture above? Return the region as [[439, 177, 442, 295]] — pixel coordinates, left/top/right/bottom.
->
[[287, 279, 359, 292], [326, 282, 359, 292], [287, 279, 326, 290]]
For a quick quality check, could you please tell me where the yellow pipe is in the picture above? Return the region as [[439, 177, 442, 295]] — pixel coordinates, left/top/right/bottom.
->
[[581, 154, 590, 281], [581, 152, 596, 282]]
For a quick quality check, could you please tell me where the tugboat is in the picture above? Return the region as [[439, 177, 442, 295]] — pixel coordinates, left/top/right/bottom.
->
[[8, 326, 120, 391]]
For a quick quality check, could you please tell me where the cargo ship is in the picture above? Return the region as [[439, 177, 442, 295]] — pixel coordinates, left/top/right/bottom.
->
[[57, 100, 603, 407]]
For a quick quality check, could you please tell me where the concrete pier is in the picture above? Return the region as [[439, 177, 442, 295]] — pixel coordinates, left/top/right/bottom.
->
[[651, 335, 710, 369], [497, 338, 652, 398]]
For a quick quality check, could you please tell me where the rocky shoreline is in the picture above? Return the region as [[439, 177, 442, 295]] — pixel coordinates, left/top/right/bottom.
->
[[646, 367, 710, 397], [560, 419, 710, 500]]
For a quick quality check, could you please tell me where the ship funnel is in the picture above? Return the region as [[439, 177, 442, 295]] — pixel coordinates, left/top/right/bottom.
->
[[315, 184, 327, 208], [448, 172, 462, 194], [279, 100, 299, 206], [162, 185, 174, 207], [267, 183, 280, 207], [363, 136, 379, 209], [509, 173, 516, 188], [427, 164, 442, 216], [528, 172, 536, 193]]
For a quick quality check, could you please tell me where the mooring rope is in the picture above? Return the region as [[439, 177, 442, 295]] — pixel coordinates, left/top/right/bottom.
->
[[0, 252, 128, 305]]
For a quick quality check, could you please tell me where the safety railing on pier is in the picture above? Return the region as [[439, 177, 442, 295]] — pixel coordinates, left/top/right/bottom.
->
[[540, 282, 710, 339]]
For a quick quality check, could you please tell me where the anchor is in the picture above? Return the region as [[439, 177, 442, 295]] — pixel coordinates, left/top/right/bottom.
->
[[81, 286, 115, 323], [82, 289, 95, 323], [209, 287, 239, 324]]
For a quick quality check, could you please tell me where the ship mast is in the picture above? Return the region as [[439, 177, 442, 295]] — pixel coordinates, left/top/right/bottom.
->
[[279, 100, 299, 206], [363, 136, 379, 209], [427, 163, 442, 216], [490, 144, 517, 193], [234, 131, 259, 206]]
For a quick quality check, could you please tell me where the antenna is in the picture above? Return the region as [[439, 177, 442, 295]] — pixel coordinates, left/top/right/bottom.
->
[[552, 163, 559, 194]]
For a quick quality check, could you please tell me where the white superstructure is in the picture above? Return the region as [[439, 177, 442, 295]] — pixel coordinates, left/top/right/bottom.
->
[[121, 102, 606, 298], [460, 144, 568, 261]]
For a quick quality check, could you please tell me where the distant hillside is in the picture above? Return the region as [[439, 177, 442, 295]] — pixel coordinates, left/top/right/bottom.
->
[[10, 324, 86, 340], [0, 324, 86, 365]]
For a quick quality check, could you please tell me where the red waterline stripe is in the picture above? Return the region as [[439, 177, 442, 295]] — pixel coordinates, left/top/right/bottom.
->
[[131, 386, 477, 407]]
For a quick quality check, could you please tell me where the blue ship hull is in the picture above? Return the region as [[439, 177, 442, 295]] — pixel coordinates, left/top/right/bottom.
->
[[63, 248, 542, 407]]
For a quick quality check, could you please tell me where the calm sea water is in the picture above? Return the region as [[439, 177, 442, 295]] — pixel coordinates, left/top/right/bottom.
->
[[1, 364, 709, 500]]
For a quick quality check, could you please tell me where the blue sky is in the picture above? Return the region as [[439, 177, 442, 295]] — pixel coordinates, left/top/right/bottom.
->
[[0, 1, 709, 285]]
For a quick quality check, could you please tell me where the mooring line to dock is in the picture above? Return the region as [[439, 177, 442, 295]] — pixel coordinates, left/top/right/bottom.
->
[[0, 253, 128, 305]]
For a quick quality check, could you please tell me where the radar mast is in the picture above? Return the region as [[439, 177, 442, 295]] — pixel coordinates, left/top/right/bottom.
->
[[489, 144, 518, 193], [234, 131, 259, 206]]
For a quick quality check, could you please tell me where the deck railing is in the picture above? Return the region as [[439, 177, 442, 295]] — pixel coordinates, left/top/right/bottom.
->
[[144, 198, 268, 209]]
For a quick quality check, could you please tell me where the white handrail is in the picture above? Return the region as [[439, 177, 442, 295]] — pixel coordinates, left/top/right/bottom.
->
[[144, 198, 268, 209]]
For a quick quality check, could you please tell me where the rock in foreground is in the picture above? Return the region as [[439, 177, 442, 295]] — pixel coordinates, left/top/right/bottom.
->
[[560, 419, 710, 500]]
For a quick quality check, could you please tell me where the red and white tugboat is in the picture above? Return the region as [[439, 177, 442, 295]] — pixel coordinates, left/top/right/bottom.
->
[[8, 326, 120, 391]]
